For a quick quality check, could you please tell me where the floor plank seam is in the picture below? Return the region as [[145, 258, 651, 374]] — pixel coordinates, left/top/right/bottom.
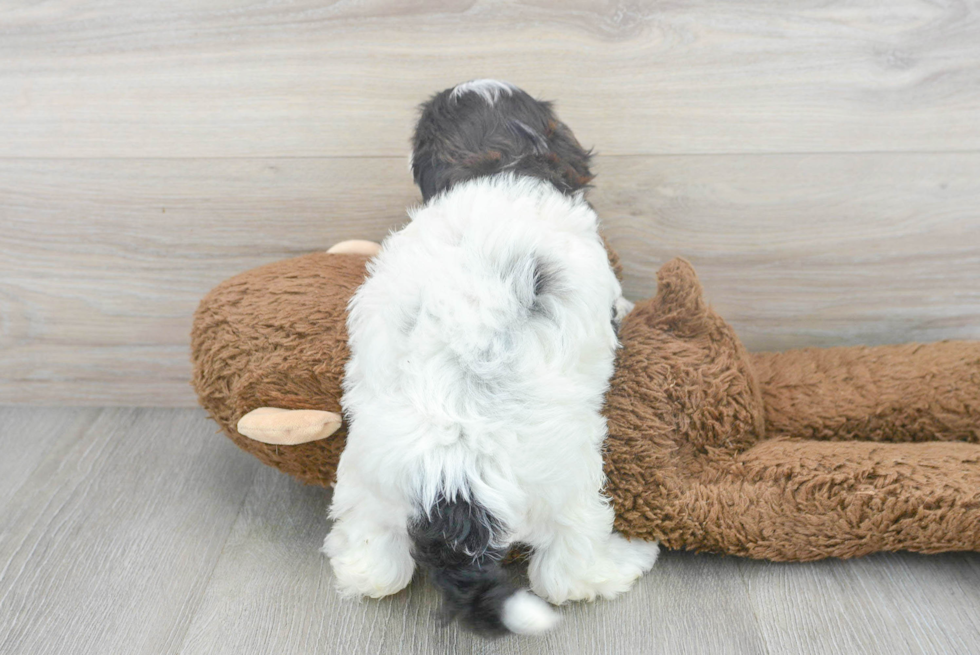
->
[[735, 559, 773, 655], [0, 408, 102, 513], [0, 409, 113, 610], [167, 456, 261, 655]]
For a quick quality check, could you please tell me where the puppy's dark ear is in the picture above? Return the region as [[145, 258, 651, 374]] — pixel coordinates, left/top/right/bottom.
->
[[410, 89, 455, 201], [412, 153, 447, 203], [541, 119, 594, 194]]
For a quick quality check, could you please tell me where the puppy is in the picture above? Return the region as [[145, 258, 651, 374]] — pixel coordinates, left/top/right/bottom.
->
[[324, 81, 658, 636]]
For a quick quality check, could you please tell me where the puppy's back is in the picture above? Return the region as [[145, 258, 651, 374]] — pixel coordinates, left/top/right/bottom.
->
[[342, 175, 621, 635]]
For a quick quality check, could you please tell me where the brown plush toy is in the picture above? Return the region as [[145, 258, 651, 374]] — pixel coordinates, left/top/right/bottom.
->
[[191, 242, 980, 562]]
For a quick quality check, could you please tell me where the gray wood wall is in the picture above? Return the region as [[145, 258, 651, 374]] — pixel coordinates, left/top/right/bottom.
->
[[2, 0, 978, 406]]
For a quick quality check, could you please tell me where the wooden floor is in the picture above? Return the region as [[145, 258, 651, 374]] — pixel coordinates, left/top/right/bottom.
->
[[1, 406, 978, 655]]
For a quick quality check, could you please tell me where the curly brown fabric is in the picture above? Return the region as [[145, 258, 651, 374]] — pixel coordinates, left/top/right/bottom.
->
[[191, 253, 365, 485], [191, 253, 980, 561]]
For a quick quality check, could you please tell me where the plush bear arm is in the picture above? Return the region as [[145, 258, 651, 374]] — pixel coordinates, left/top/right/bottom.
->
[[237, 407, 343, 445]]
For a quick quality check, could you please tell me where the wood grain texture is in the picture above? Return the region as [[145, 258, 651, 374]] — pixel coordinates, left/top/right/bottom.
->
[[592, 152, 980, 351], [2, 153, 978, 405], [0, 407, 100, 506], [1, 1, 980, 157], [0, 408, 259, 655], [0, 157, 418, 405], [176, 466, 449, 655], [737, 553, 980, 654], [3, 408, 979, 654], [178, 466, 767, 655]]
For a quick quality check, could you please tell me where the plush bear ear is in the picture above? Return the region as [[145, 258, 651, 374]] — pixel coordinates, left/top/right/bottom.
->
[[649, 258, 713, 336]]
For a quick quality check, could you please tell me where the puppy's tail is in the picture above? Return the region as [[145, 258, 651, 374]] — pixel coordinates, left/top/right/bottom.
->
[[409, 494, 558, 636]]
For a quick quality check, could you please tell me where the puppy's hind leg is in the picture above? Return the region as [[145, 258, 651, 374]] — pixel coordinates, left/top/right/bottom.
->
[[323, 474, 415, 599], [525, 468, 659, 605]]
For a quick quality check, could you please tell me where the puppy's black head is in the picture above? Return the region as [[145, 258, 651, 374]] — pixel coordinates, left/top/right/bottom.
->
[[411, 80, 594, 202]]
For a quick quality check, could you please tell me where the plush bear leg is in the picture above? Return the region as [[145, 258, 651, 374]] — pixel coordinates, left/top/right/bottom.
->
[[752, 340, 980, 444], [704, 438, 980, 560]]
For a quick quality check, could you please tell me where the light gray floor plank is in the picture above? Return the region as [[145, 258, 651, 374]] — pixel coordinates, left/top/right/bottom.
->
[[549, 551, 766, 655], [177, 465, 507, 655], [0, 407, 100, 507], [178, 463, 764, 655], [2, 1, 979, 157], [0, 408, 259, 655], [738, 552, 980, 655], [5, 409, 980, 654], [177, 434, 980, 655]]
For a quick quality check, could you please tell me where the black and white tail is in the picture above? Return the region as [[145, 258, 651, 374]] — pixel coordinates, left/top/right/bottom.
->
[[409, 494, 558, 636]]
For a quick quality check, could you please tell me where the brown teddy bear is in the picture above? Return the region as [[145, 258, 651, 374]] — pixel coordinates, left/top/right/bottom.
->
[[191, 242, 980, 561]]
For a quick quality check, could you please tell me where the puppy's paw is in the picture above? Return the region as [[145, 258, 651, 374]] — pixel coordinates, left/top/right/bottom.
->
[[530, 534, 659, 605], [597, 533, 659, 595], [323, 526, 415, 598]]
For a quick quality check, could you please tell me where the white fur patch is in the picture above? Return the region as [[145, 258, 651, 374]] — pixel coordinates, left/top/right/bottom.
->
[[501, 591, 559, 634], [326, 173, 659, 614], [450, 78, 516, 105]]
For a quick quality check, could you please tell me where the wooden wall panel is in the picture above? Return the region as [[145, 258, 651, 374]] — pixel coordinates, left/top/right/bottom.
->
[[592, 153, 980, 351], [2, 154, 977, 405], [0, 158, 417, 405], [1, 0, 979, 157]]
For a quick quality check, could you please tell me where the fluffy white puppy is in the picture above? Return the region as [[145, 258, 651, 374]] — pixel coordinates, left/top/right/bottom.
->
[[324, 173, 659, 636]]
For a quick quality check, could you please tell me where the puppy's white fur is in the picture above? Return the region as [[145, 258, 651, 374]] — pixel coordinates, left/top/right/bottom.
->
[[324, 174, 658, 609], [450, 78, 516, 105]]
